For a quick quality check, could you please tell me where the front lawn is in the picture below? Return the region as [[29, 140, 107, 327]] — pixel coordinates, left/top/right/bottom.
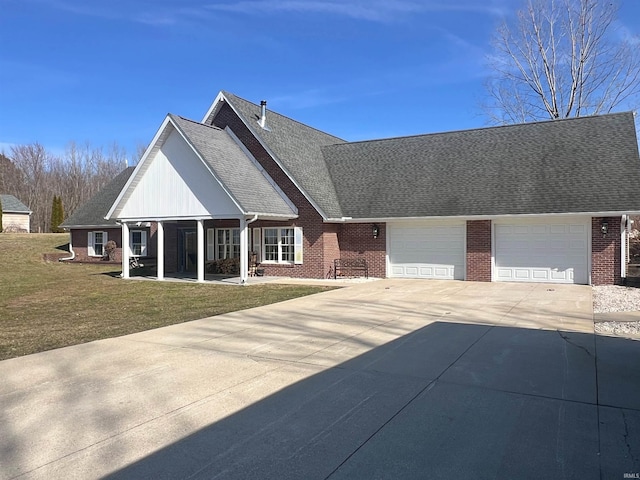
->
[[0, 233, 335, 361]]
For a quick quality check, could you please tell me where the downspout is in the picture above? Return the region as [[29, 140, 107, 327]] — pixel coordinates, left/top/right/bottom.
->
[[59, 230, 76, 261], [621, 215, 628, 280]]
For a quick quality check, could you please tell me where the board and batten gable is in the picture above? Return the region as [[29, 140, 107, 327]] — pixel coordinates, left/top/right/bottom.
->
[[115, 128, 241, 220]]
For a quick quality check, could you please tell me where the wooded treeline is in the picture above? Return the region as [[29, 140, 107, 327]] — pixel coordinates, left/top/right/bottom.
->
[[0, 142, 134, 233]]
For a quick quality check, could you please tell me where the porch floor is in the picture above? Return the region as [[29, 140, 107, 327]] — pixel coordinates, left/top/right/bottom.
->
[[127, 272, 379, 286]]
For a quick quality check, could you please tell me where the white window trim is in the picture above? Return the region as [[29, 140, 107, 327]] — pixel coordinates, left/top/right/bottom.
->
[[261, 226, 303, 265], [130, 230, 147, 257], [215, 228, 240, 260], [88, 231, 107, 257], [207, 228, 215, 261]]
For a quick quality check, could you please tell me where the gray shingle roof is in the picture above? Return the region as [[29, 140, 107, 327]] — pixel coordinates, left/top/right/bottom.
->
[[169, 115, 297, 217], [61, 167, 135, 228], [216, 91, 347, 219], [0, 195, 31, 213], [322, 112, 640, 218]]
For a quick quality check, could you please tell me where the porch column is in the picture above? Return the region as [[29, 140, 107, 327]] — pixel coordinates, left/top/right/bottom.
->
[[239, 217, 249, 284], [157, 221, 164, 281], [197, 219, 205, 282], [122, 222, 130, 279]]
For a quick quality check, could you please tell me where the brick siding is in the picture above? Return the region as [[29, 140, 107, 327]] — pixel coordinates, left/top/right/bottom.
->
[[592, 216, 622, 285], [69, 228, 123, 262], [211, 102, 329, 279], [466, 220, 492, 282], [337, 223, 386, 278]]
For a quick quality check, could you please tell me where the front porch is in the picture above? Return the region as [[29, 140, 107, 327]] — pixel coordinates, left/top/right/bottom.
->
[[104, 113, 300, 284], [121, 218, 256, 284], [127, 270, 279, 286]]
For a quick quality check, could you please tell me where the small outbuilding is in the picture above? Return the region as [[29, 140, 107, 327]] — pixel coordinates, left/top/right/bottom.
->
[[0, 194, 31, 233]]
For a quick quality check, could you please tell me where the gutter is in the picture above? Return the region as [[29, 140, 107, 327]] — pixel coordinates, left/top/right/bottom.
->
[[59, 232, 76, 261]]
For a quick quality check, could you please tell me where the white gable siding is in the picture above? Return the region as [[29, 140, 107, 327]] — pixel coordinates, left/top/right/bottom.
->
[[117, 129, 241, 220]]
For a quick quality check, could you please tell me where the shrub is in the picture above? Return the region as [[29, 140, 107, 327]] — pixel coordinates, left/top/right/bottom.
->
[[104, 240, 117, 261], [206, 258, 240, 274]]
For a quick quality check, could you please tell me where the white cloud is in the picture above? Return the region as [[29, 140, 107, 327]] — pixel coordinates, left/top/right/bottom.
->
[[204, 0, 506, 22]]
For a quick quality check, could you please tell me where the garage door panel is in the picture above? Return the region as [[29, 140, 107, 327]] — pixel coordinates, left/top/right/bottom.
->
[[495, 219, 589, 285], [388, 223, 464, 280]]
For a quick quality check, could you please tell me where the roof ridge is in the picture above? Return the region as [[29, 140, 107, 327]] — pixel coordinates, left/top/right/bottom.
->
[[325, 111, 635, 147], [170, 113, 223, 131], [221, 91, 346, 144]]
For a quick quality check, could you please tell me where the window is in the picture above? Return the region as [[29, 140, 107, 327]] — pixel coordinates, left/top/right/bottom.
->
[[130, 230, 147, 257], [216, 228, 240, 259], [88, 231, 107, 257], [263, 227, 300, 264]]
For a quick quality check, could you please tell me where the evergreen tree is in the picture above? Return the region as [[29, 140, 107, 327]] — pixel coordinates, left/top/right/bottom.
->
[[50, 196, 57, 233], [58, 196, 64, 230], [50, 195, 64, 233], [0, 197, 3, 233]]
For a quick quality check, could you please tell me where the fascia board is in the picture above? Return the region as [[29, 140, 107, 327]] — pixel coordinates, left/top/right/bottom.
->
[[201, 91, 227, 125], [63, 224, 120, 229], [325, 211, 640, 223]]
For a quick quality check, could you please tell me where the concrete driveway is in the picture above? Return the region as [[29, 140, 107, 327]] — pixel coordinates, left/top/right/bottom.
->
[[1, 279, 639, 479]]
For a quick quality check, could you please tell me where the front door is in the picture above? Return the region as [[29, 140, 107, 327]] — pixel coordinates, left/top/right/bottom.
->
[[178, 228, 197, 273]]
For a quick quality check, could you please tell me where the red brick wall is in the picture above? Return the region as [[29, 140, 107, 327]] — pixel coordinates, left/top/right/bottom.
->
[[323, 223, 341, 279], [70, 228, 123, 262], [592, 216, 622, 285], [212, 102, 328, 279], [466, 220, 492, 282], [337, 223, 386, 278]]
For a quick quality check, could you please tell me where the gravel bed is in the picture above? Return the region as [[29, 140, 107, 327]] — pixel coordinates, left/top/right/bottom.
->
[[593, 285, 640, 336]]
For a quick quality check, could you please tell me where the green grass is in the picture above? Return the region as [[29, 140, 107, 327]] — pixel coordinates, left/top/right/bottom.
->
[[0, 234, 335, 361]]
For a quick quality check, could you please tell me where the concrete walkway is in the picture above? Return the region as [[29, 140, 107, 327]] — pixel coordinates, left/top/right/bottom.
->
[[1, 280, 639, 479]]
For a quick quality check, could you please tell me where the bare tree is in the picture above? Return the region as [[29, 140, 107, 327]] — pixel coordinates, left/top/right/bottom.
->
[[4, 142, 133, 233], [10, 144, 51, 232], [485, 0, 640, 124]]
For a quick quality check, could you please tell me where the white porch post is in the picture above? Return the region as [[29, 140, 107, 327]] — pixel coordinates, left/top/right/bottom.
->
[[197, 219, 205, 282], [157, 221, 164, 281], [122, 222, 130, 279], [240, 217, 248, 284]]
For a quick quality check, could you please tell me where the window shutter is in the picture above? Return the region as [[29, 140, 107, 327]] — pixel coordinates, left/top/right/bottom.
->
[[87, 232, 94, 256], [140, 231, 147, 256], [207, 228, 215, 260], [294, 227, 303, 264], [252, 228, 261, 263]]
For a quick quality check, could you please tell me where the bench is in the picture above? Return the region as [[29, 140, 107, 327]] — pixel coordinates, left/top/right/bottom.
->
[[334, 258, 368, 279]]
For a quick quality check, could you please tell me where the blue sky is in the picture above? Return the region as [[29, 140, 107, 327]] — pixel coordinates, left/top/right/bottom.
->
[[1, 0, 639, 161]]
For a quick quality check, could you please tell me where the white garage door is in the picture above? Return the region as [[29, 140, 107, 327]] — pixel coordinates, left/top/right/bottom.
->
[[388, 221, 465, 279], [494, 218, 589, 284]]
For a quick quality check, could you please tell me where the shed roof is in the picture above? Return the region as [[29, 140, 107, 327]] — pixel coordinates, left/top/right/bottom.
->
[[0, 194, 31, 214]]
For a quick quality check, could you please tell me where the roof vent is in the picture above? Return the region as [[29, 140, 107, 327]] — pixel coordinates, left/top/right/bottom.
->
[[258, 100, 267, 129]]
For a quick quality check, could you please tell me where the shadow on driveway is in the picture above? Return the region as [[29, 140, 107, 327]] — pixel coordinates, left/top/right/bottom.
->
[[104, 322, 640, 480]]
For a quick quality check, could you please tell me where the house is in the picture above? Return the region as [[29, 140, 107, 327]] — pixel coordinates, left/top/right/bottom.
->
[[73, 90, 639, 286], [0, 194, 32, 233], [60, 167, 156, 262]]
